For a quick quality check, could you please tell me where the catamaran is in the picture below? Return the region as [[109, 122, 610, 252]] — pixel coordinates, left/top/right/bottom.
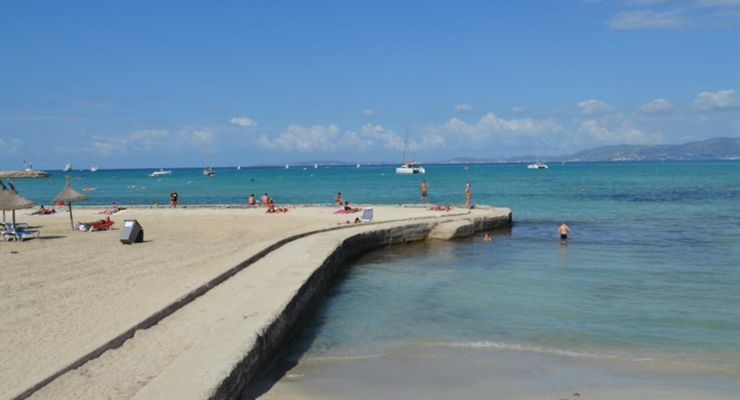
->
[[527, 162, 548, 169], [396, 125, 425, 174]]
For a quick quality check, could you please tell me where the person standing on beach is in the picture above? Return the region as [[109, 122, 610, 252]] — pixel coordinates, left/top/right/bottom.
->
[[559, 222, 573, 242], [260, 193, 269, 206], [420, 179, 429, 204], [170, 189, 178, 208], [464, 183, 471, 209]]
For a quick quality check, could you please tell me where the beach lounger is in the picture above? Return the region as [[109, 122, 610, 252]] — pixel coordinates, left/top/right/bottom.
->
[[361, 208, 373, 222], [88, 220, 115, 232], [2, 229, 40, 242], [1, 222, 28, 231]]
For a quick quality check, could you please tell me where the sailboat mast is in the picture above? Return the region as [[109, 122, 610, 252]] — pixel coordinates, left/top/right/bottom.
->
[[401, 125, 409, 163]]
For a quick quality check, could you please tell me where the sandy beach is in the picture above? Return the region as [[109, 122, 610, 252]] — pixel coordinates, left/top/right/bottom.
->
[[1, 204, 737, 400], [0, 204, 490, 400]]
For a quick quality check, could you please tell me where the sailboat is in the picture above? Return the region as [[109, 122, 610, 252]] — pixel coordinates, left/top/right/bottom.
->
[[63, 162, 72, 172], [396, 125, 425, 174], [527, 140, 548, 169], [203, 149, 216, 176]]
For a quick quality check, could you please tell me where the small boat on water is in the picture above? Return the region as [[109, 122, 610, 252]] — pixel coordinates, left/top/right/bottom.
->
[[527, 162, 549, 169], [149, 169, 172, 177], [396, 161, 425, 174], [90, 166, 99, 172], [396, 125, 425, 174], [203, 166, 216, 176], [63, 163, 72, 172]]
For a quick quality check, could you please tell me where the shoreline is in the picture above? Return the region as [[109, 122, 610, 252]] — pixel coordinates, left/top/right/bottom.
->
[[1, 204, 511, 400]]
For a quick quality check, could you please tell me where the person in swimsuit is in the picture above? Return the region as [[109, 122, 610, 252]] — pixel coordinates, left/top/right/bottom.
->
[[420, 180, 428, 204], [170, 190, 178, 208], [247, 193, 257, 206], [559, 222, 573, 241], [465, 183, 471, 209]]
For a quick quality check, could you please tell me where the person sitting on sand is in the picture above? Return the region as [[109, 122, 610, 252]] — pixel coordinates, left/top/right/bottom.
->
[[260, 193, 269, 206], [247, 193, 257, 207], [335, 192, 346, 206], [98, 202, 120, 215], [428, 205, 451, 211], [32, 205, 56, 215]]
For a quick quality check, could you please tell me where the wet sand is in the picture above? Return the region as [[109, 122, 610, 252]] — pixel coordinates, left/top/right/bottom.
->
[[248, 344, 739, 400]]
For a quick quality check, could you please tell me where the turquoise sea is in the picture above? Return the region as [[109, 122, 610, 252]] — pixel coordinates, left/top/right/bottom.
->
[[6, 161, 740, 374]]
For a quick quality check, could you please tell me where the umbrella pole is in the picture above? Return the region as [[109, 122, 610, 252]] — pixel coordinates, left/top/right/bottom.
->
[[68, 202, 75, 231], [12, 210, 16, 226]]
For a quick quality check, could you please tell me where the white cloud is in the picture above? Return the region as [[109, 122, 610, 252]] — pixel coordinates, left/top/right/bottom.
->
[[511, 106, 525, 113], [638, 98, 674, 113], [454, 104, 474, 113], [0, 139, 22, 154], [361, 124, 404, 150], [604, 1, 740, 30], [577, 99, 618, 116], [230, 117, 257, 127], [609, 10, 691, 30], [131, 129, 169, 152], [257, 124, 370, 151], [693, 89, 740, 110], [362, 109, 380, 117], [191, 129, 214, 147]]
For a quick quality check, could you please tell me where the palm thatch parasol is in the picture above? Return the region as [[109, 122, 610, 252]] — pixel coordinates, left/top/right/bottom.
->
[[0, 179, 37, 227], [52, 176, 89, 231]]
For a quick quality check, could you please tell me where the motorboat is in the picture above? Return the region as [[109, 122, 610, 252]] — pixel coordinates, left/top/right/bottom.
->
[[203, 166, 216, 176], [396, 161, 425, 174], [149, 169, 172, 177], [527, 162, 549, 169], [90, 166, 99, 172]]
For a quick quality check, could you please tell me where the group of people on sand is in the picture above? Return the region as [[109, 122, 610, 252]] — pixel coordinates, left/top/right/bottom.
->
[[243, 192, 291, 214], [31, 205, 56, 215]]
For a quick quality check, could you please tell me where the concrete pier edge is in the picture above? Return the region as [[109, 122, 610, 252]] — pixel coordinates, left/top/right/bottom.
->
[[14, 206, 511, 400], [208, 207, 512, 400]]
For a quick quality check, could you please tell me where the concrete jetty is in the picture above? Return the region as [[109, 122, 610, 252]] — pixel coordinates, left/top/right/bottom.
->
[[2, 205, 511, 400], [0, 170, 50, 178]]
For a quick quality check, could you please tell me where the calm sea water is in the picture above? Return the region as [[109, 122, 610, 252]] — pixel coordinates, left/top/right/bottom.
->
[[7, 162, 740, 371]]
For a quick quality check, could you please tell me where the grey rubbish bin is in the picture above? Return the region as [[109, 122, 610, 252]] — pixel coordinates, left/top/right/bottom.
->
[[120, 219, 144, 244]]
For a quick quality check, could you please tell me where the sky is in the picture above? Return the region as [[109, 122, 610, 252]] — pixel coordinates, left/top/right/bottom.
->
[[1, 0, 739, 170]]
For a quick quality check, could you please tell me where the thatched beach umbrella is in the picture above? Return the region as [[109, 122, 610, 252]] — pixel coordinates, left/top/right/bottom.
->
[[52, 176, 89, 231], [0, 179, 37, 227]]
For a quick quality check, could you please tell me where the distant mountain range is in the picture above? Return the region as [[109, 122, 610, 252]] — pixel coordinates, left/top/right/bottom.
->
[[443, 137, 740, 164], [278, 137, 739, 168]]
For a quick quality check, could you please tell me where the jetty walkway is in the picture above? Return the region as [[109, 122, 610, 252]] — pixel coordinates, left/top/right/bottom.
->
[[1, 205, 511, 400]]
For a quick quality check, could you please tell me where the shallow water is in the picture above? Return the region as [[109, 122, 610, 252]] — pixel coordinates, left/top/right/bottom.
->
[[272, 161, 740, 373]]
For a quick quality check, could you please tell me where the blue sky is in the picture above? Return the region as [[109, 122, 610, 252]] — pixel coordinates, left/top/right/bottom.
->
[[1, 0, 738, 169]]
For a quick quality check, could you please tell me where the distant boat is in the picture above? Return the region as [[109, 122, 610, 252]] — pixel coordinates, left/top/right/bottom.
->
[[90, 166, 99, 172], [527, 162, 549, 169], [285, 164, 289, 169], [396, 125, 425, 174], [314, 164, 318, 169], [203, 166, 216, 176], [237, 165, 241, 170], [63, 163, 72, 172], [356, 163, 361, 168], [149, 169, 172, 177], [397, 161, 425, 174]]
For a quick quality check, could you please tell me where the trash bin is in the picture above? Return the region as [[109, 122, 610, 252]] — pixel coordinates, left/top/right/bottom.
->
[[120, 219, 144, 244]]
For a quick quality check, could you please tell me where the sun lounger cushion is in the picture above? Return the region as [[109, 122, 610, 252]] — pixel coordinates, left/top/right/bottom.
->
[[361, 208, 373, 222]]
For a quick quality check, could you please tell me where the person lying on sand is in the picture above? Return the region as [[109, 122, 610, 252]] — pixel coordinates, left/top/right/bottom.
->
[[32, 205, 56, 215], [98, 202, 121, 215], [428, 205, 451, 211]]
